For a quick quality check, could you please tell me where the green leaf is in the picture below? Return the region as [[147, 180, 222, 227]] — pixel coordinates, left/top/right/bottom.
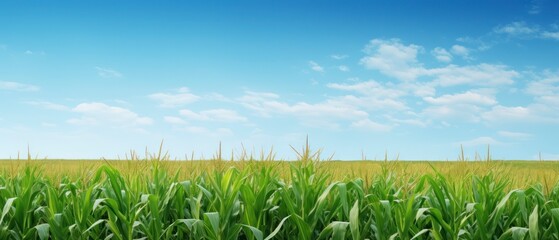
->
[[0, 197, 16, 225], [317, 221, 349, 240], [331, 221, 349, 240], [529, 205, 538, 240], [498, 227, 528, 240], [34, 223, 50, 240], [204, 212, 220, 238], [411, 229, 430, 240], [241, 224, 263, 240], [264, 216, 290, 240], [349, 200, 360, 240]]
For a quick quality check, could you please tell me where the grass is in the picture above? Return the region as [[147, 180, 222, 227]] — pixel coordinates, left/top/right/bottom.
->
[[1, 145, 559, 239]]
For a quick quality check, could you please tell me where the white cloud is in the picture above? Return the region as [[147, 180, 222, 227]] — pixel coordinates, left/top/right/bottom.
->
[[331, 54, 348, 60], [327, 80, 425, 112], [164, 116, 187, 125], [360, 39, 517, 86], [429, 64, 518, 86], [360, 38, 425, 81], [494, 21, 539, 35], [458, 136, 501, 147], [536, 95, 559, 106], [149, 87, 200, 108], [95, 67, 123, 78], [333, 95, 408, 112], [423, 91, 497, 106], [23, 50, 46, 55], [238, 91, 369, 120], [482, 105, 532, 122], [179, 109, 247, 122], [526, 74, 559, 96], [525, 72, 559, 111], [309, 61, 324, 72], [422, 104, 484, 122], [498, 131, 531, 139], [26, 101, 70, 111], [338, 65, 350, 72], [456, 37, 492, 51], [528, 0, 541, 14], [403, 82, 436, 97], [479, 71, 559, 123], [0, 81, 40, 91], [204, 92, 233, 102], [351, 119, 392, 132], [492, 21, 559, 41], [450, 45, 470, 59], [431, 47, 452, 62], [327, 81, 406, 98], [482, 103, 559, 124], [385, 115, 428, 127], [541, 31, 559, 40], [68, 102, 153, 126]]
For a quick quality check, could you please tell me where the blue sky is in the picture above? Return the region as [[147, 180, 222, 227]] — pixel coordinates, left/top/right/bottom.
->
[[1, 1, 559, 160]]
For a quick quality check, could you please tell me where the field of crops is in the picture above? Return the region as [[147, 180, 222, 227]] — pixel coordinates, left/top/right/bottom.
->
[[1, 148, 559, 239]]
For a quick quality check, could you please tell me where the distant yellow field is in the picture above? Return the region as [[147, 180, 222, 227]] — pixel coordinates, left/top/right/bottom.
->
[[2, 159, 558, 188]]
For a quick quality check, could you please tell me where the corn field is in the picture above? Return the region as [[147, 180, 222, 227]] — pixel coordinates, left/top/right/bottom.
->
[[2, 151, 559, 239]]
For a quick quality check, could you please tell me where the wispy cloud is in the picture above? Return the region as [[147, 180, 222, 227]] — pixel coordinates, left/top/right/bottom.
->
[[429, 64, 517, 86], [164, 116, 188, 125], [528, 0, 542, 14], [149, 87, 200, 108], [525, 71, 559, 96], [419, 90, 499, 123], [327, 81, 405, 99], [361, 39, 517, 86], [25, 101, 70, 111], [498, 130, 531, 139], [491, 21, 559, 41], [68, 102, 153, 126], [360, 38, 424, 81], [351, 119, 392, 132], [309, 61, 324, 72], [423, 91, 497, 106], [482, 105, 533, 122], [458, 136, 501, 147], [422, 104, 485, 123], [431, 47, 453, 62], [0, 81, 40, 91], [95, 67, 123, 78], [450, 45, 471, 60], [338, 65, 350, 72], [238, 91, 368, 120], [494, 21, 539, 36], [541, 31, 559, 40], [331, 54, 348, 60], [24, 50, 46, 55]]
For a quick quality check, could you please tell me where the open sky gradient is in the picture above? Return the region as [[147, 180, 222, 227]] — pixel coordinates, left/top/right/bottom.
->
[[1, 1, 559, 160]]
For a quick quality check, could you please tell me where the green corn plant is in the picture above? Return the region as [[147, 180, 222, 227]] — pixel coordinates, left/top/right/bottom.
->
[[3, 152, 559, 240], [92, 165, 146, 240]]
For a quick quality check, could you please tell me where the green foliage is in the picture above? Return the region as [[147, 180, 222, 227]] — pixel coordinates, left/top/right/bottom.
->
[[1, 156, 559, 239]]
